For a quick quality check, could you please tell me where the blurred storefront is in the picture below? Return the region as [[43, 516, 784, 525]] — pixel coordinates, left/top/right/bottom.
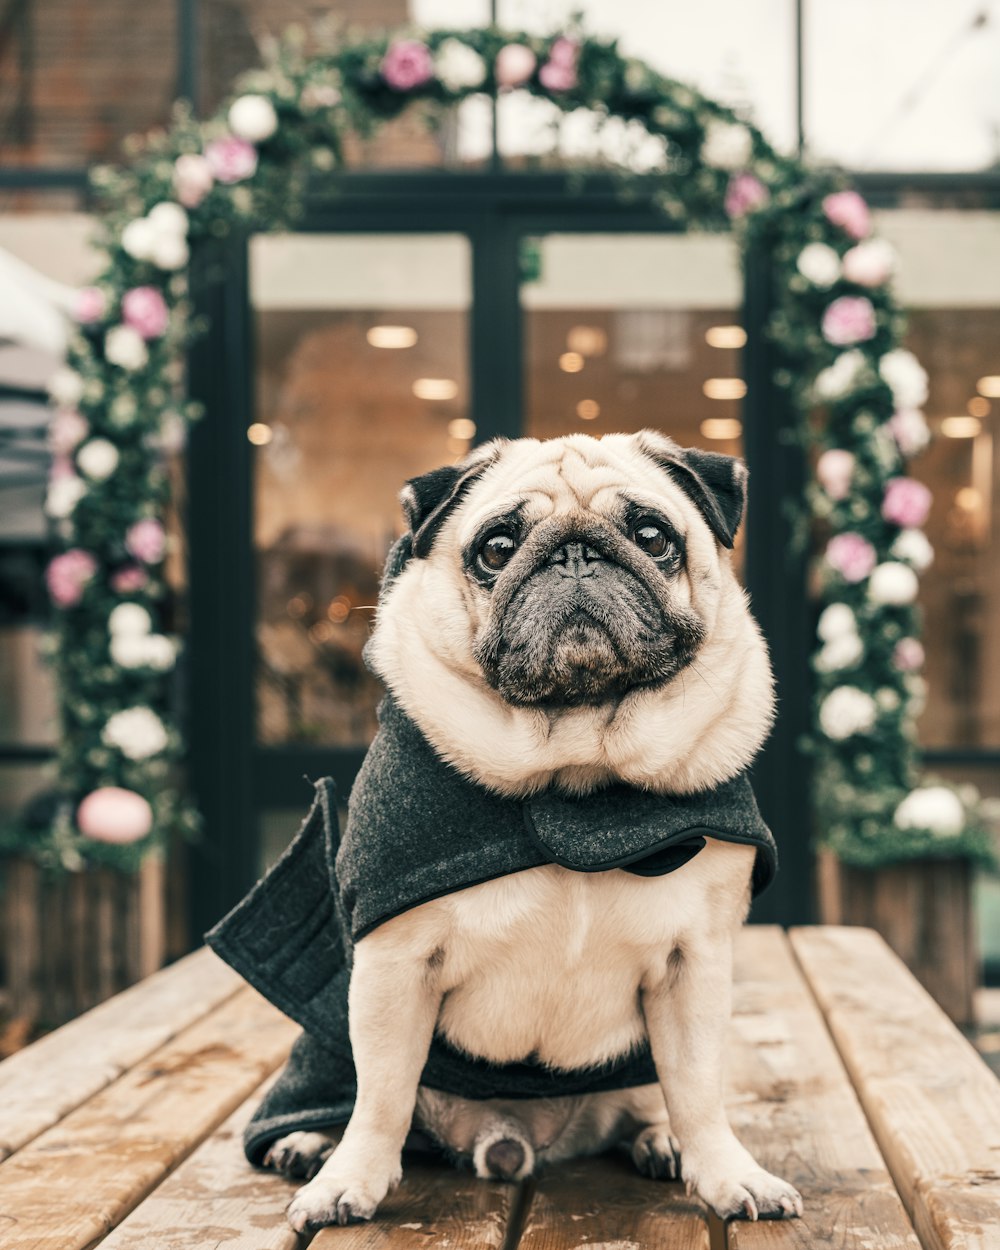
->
[[1, 1, 999, 955]]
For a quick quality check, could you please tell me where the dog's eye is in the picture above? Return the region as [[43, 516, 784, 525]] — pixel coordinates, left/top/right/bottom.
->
[[478, 531, 518, 572], [632, 522, 671, 560]]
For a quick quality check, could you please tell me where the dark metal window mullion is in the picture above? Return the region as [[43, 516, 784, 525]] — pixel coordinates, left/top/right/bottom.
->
[[470, 213, 524, 443]]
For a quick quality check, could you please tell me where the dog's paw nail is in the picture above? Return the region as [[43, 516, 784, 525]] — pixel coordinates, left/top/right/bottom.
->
[[741, 1194, 758, 1221]]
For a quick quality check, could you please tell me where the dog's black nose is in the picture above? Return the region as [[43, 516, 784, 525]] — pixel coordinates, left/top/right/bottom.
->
[[548, 541, 603, 578]]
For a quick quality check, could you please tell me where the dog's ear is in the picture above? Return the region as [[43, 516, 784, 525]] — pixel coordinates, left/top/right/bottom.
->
[[638, 431, 748, 549], [400, 443, 502, 559]]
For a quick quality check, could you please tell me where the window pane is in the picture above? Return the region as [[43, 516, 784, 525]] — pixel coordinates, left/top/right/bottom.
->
[[805, 1, 1000, 170], [522, 233, 747, 574], [250, 232, 471, 749], [877, 210, 1000, 749], [497, 0, 796, 154]]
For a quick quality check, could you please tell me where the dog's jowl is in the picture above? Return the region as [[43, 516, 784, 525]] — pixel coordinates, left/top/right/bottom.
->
[[208, 430, 802, 1229]]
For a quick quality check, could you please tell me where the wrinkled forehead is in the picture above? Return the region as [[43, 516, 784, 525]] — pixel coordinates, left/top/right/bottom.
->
[[455, 433, 697, 543]]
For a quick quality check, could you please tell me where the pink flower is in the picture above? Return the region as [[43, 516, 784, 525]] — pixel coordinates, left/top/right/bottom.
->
[[539, 37, 578, 92], [495, 43, 536, 88], [816, 449, 855, 501], [724, 173, 769, 218], [822, 190, 872, 240], [46, 549, 97, 608], [380, 40, 434, 91], [111, 564, 149, 593], [49, 409, 89, 455], [77, 786, 153, 844], [888, 409, 930, 458], [822, 295, 876, 346], [842, 239, 894, 287], [74, 287, 107, 325], [881, 477, 932, 529], [125, 518, 166, 564], [121, 286, 169, 340], [825, 532, 877, 583], [893, 637, 924, 671], [205, 136, 258, 184], [173, 153, 214, 208]]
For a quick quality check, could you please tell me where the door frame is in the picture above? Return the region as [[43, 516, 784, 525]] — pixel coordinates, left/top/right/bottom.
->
[[185, 170, 811, 940]]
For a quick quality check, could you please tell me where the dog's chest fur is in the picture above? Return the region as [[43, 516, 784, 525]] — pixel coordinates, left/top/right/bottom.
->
[[380, 838, 754, 1073]]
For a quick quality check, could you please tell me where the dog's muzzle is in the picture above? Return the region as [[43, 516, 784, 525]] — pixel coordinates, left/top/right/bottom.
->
[[474, 525, 702, 708]]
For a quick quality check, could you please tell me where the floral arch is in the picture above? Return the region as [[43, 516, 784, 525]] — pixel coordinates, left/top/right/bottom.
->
[[19, 23, 993, 872]]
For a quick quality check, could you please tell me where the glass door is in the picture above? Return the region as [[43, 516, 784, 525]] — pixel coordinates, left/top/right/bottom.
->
[[248, 232, 473, 869]]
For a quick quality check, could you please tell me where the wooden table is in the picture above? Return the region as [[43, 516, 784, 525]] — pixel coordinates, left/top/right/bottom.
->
[[1, 926, 998, 1250]]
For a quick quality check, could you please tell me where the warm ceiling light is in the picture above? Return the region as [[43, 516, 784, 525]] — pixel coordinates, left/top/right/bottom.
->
[[247, 422, 273, 445], [366, 324, 418, 349], [967, 396, 990, 418], [566, 325, 607, 357], [576, 399, 601, 420], [413, 377, 458, 401], [327, 596, 351, 623], [702, 378, 747, 401], [448, 417, 476, 440], [705, 325, 747, 349], [976, 376, 1000, 398], [559, 351, 585, 373], [955, 486, 982, 511], [700, 417, 743, 440], [940, 415, 982, 438]]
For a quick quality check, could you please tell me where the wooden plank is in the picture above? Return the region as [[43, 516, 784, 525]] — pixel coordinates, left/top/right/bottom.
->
[[518, 1155, 710, 1250], [725, 926, 920, 1250], [791, 925, 1000, 1250], [96, 1073, 301, 1250], [0, 986, 298, 1250], [308, 1158, 517, 1250], [0, 946, 242, 1161]]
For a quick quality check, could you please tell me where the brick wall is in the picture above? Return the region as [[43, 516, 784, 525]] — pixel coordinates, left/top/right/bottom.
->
[[0, 0, 439, 173]]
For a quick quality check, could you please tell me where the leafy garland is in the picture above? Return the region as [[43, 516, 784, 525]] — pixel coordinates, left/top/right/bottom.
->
[[8, 22, 994, 872]]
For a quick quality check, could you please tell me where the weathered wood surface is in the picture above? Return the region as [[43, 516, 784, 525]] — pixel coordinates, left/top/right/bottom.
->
[[725, 926, 920, 1250], [2, 855, 170, 1027], [791, 925, 1000, 1250], [97, 1074, 301, 1250], [0, 986, 298, 1250], [310, 1162, 517, 1249], [0, 946, 241, 1161], [518, 1156, 711, 1250], [815, 851, 977, 1025]]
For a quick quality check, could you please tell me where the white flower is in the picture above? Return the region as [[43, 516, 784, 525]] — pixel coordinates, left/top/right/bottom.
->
[[868, 561, 919, 606], [45, 473, 87, 519], [109, 602, 152, 637], [888, 408, 931, 457], [121, 217, 157, 261], [105, 325, 149, 371], [814, 350, 864, 401], [48, 368, 86, 408], [814, 631, 864, 673], [110, 633, 177, 671], [700, 119, 753, 170], [797, 242, 841, 288], [894, 786, 965, 837], [76, 438, 119, 481], [228, 94, 279, 142], [891, 528, 934, 571], [102, 706, 169, 760], [819, 686, 878, 740], [151, 232, 189, 271], [434, 38, 486, 91], [880, 349, 928, 409], [817, 602, 857, 642], [843, 238, 895, 287], [876, 687, 901, 711], [147, 201, 189, 237]]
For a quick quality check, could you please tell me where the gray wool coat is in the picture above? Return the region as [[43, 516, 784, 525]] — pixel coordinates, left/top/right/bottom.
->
[[207, 696, 777, 1165]]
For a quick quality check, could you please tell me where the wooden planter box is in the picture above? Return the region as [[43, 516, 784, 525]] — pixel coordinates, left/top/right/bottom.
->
[[1, 855, 166, 1027], [817, 849, 978, 1026]]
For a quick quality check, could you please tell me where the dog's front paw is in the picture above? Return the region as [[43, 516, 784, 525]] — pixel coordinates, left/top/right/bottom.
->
[[285, 1152, 402, 1231], [691, 1165, 803, 1221], [264, 1130, 335, 1180], [630, 1124, 681, 1180]]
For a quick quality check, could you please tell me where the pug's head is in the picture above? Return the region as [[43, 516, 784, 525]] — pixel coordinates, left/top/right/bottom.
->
[[367, 431, 773, 795]]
